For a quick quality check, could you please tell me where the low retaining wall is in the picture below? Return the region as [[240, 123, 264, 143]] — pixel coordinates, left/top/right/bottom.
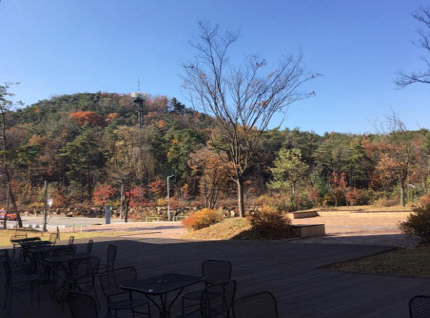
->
[[317, 211, 412, 219], [292, 224, 325, 237]]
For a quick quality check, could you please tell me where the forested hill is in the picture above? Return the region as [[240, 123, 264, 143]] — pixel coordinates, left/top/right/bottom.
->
[[3, 91, 430, 210]]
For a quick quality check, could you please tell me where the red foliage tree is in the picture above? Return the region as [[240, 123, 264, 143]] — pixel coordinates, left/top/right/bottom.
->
[[128, 186, 148, 208], [148, 178, 166, 199], [331, 172, 347, 206], [92, 184, 115, 206]]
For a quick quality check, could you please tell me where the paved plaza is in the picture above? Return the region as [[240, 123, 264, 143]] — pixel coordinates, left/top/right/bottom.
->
[[0, 211, 424, 317]]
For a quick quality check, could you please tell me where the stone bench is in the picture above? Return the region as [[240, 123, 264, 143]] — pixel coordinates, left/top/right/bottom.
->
[[292, 210, 319, 219]]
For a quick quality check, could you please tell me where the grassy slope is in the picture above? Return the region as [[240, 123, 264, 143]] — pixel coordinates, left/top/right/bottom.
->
[[183, 218, 252, 240]]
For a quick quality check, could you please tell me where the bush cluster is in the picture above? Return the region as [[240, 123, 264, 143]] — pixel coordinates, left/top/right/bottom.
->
[[181, 208, 223, 231], [400, 204, 430, 243], [248, 206, 293, 240]]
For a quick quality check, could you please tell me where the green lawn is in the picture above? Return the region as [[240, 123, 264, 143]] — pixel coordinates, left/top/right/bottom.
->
[[328, 244, 430, 278]]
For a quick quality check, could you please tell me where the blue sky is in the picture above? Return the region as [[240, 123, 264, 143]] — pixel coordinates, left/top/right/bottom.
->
[[1, 0, 429, 134]]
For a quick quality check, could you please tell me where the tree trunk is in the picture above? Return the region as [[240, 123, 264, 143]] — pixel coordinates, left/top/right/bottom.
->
[[124, 190, 129, 223], [400, 183, 406, 207], [119, 183, 124, 220], [291, 182, 296, 204], [7, 178, 23, 227], [236, 178, 245, 217], [3, 183, 10, 229]]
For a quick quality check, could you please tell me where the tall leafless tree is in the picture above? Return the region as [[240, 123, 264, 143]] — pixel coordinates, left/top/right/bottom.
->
[[396, 8, 430, 87], [183, 22, 320, 216], [0, 83, 23, 227]]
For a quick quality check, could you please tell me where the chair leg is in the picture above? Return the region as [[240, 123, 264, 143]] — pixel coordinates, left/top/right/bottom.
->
[[3, 286, 9, 309], [7, 287, 12, 313]]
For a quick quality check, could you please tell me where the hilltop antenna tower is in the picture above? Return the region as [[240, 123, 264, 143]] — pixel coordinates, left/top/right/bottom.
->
[[131, 78, 145, 130]]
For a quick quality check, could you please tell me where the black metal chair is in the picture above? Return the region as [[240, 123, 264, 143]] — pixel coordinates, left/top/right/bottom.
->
[[182, 260, 232, 315], [87, 239, 94, 254], [232, 291, 278, 318], [0, 249, 29, 274], [49, 232, 58, 245], [0, 259, 40, 313], [48, 245, 77, 284], [66, 256, 100, 295], [53, 244, 76, 257], [180, 280, 236, 318], [10, 233, 27, 259], [98, 244, 117, 274], [409, 295, 430, 318], [68, 291, 99, 318], [99, 267, 151, 318], [68, 236, 75, 245]]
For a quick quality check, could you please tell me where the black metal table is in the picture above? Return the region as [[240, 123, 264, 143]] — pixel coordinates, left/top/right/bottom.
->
[[121, 273, 204, 318], [45, 253, 94, 302], [10, 237, 40, 244], [20, 240, 52, 249]]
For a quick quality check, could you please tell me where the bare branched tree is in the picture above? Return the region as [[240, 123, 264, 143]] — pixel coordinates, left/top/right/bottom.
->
[[183, 22, 320, 216], [0, 82, 24, 227], [396, 8, 430, 87], [374, 112, 421, 207]]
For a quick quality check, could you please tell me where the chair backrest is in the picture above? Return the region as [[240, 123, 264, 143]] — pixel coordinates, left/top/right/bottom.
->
[[11, 234, 27, 243], [106, 244, 117, 270], [410, 295, 430, 318], [53, 245, 76, 257], [99, 266, 137, 298], [201, 280, 236, 318], [80, 256, 100, 277], [68, 291, 98, 318], [232, 291, 279, 318], [49, 232, 58, 245], [86, 239, 94, 254], [68, 236, 75, 245], [202, 260, 232, 285]]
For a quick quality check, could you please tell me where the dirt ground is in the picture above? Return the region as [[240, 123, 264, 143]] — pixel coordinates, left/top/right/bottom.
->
[[72, 209, 417, 247], [290, 210, 416, 246]]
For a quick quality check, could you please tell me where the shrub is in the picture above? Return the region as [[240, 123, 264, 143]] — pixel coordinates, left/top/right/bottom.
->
[[248, 206, 293, 240], [400, 204, 430, 243], [182, 208, 223, 231], [156, 198, 167, 207], [419, 193, 430, 206], [322, 193, 336, 207], [345, 188, 361, 206], [374, 197, 398, 207], [254, 195, 275, 207]]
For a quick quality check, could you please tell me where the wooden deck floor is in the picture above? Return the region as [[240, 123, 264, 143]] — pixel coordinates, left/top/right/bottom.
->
[[2, 235, 428, 317]]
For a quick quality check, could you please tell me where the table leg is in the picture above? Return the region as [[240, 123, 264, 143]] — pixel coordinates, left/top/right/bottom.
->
[[144, 287, 185, 318]]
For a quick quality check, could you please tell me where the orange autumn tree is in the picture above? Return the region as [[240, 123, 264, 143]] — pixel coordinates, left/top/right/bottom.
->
[[369, 115, 424, 206], [188, 147, 232, 209], [70, 111, 105, 127]]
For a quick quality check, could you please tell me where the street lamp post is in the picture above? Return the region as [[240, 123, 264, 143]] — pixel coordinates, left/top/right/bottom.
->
[[130, 92, 145, 130], [43, 181, 48, 232], [166, 174, 175, 221]]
